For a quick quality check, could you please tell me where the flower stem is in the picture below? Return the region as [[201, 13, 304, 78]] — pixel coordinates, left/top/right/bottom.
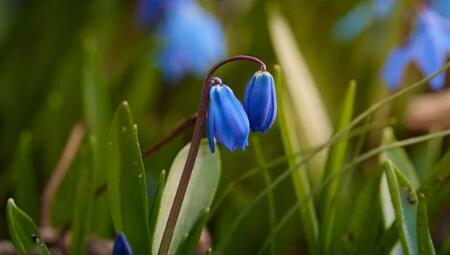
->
[[157, 55, 266, 255]]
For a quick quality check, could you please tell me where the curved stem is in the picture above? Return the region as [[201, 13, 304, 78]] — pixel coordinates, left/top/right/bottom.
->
[[157, 55, 266, 255], [142, 113, 198, 159]]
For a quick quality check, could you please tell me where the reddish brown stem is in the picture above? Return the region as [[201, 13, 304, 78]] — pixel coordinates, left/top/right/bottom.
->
[[142, 113, 198, 159]]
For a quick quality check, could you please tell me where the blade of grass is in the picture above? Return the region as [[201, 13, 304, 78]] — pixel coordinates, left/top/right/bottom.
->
[[216, 62, 450, 252], [417, 194, 436, 255], [69, 139, 95, 255], [12, 131, 39, 221], [268, 6, 331, 184], [255, 129, 450, 254], [251, 136, 277, 255], [273, 65, 318, 251], [383, 160, 418, 255], [318, 81, 356, 254]]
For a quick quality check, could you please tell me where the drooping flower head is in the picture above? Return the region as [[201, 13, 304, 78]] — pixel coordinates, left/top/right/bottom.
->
[[113, 234, 133, 255], [244, 71, 277, 132], [157, 1, 226, 82], [333, 0, 395, 41], [383, 8, 450, 90], [207, 84, 250, 153]]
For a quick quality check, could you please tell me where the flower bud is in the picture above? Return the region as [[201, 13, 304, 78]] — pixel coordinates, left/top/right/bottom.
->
[[207, 85, 250, 153], [244, 71, 277, 132], [113, 234, 133, 255]]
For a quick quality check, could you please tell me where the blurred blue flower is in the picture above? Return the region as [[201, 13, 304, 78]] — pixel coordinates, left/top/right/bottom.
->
[[113, 234, 133, 255], [383, 9, 450, 90], [333, 0, 395, 41], [432, 0, 450, 18], [157, 1, 226, 82], [244, 71, 277, 132], [207, 84, 249, 153]]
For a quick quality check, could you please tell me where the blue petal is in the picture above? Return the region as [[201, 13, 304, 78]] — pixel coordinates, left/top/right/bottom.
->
[[113, 234, 133, 255], [212, 85, 249, 151], [262, 77, 277, 131], [332, 2, 375, 41], [382, 47, 412, 89], [410, 28, 446, 90], [207, 88, 216, 153], [244, 71, 277, 132]]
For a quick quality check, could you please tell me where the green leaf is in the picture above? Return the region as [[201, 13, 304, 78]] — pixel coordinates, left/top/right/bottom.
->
[[149, 170, 166, 241], [81, 37, 112, 236], [175, 208, 210, 255], [382, 160, 419, 255], [417, 194, 435, 255], [410, 132, 442, 180], [107, 101, 150, 254], [381, 128, 419, 188], [6, 198, 51, 255], [69, 140, 95, 255], [420, 147, 450, 214], [268, 6, 331, 184], [438, 234, 450, 255], [12, 131, 39, 221], [152, 140, 221, 255], [273, 65, 318, 251], [318, 81, 356, 254], [342, 173, 384, 255]]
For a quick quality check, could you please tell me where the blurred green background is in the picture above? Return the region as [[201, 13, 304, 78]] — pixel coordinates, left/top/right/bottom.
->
[[1, 0, 449, 254]]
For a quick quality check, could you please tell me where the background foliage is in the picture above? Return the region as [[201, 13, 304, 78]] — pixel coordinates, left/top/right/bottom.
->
[[1, 0, 450, 254]]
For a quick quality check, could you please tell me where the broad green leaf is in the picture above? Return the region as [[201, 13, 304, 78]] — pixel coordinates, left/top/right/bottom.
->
[[175, 208, 210, 255], [69, 140, 95, 255], [273, 65, 318, 251], [152, 140, 221, 255], [12, 131, 39, 221], [6, 198, 51, 255], [383, 160, 419, 255], [318, 81, 356, 254], [107, 101, 150, 254], [417, 194, 435, 255], [268, 7, 331, 184]]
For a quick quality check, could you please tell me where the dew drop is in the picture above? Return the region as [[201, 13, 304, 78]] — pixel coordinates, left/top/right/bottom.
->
[[121, 126, 127, 133]]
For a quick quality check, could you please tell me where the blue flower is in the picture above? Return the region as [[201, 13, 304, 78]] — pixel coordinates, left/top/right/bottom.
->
[[113, 234, 133, 255], [432, 0, 450, 18], [207, 85, 249, 153], [157, 1, 226, 82], [333, 0, 395, 41], [383, 9, 450, 90], [243, 71, 277, 132]]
